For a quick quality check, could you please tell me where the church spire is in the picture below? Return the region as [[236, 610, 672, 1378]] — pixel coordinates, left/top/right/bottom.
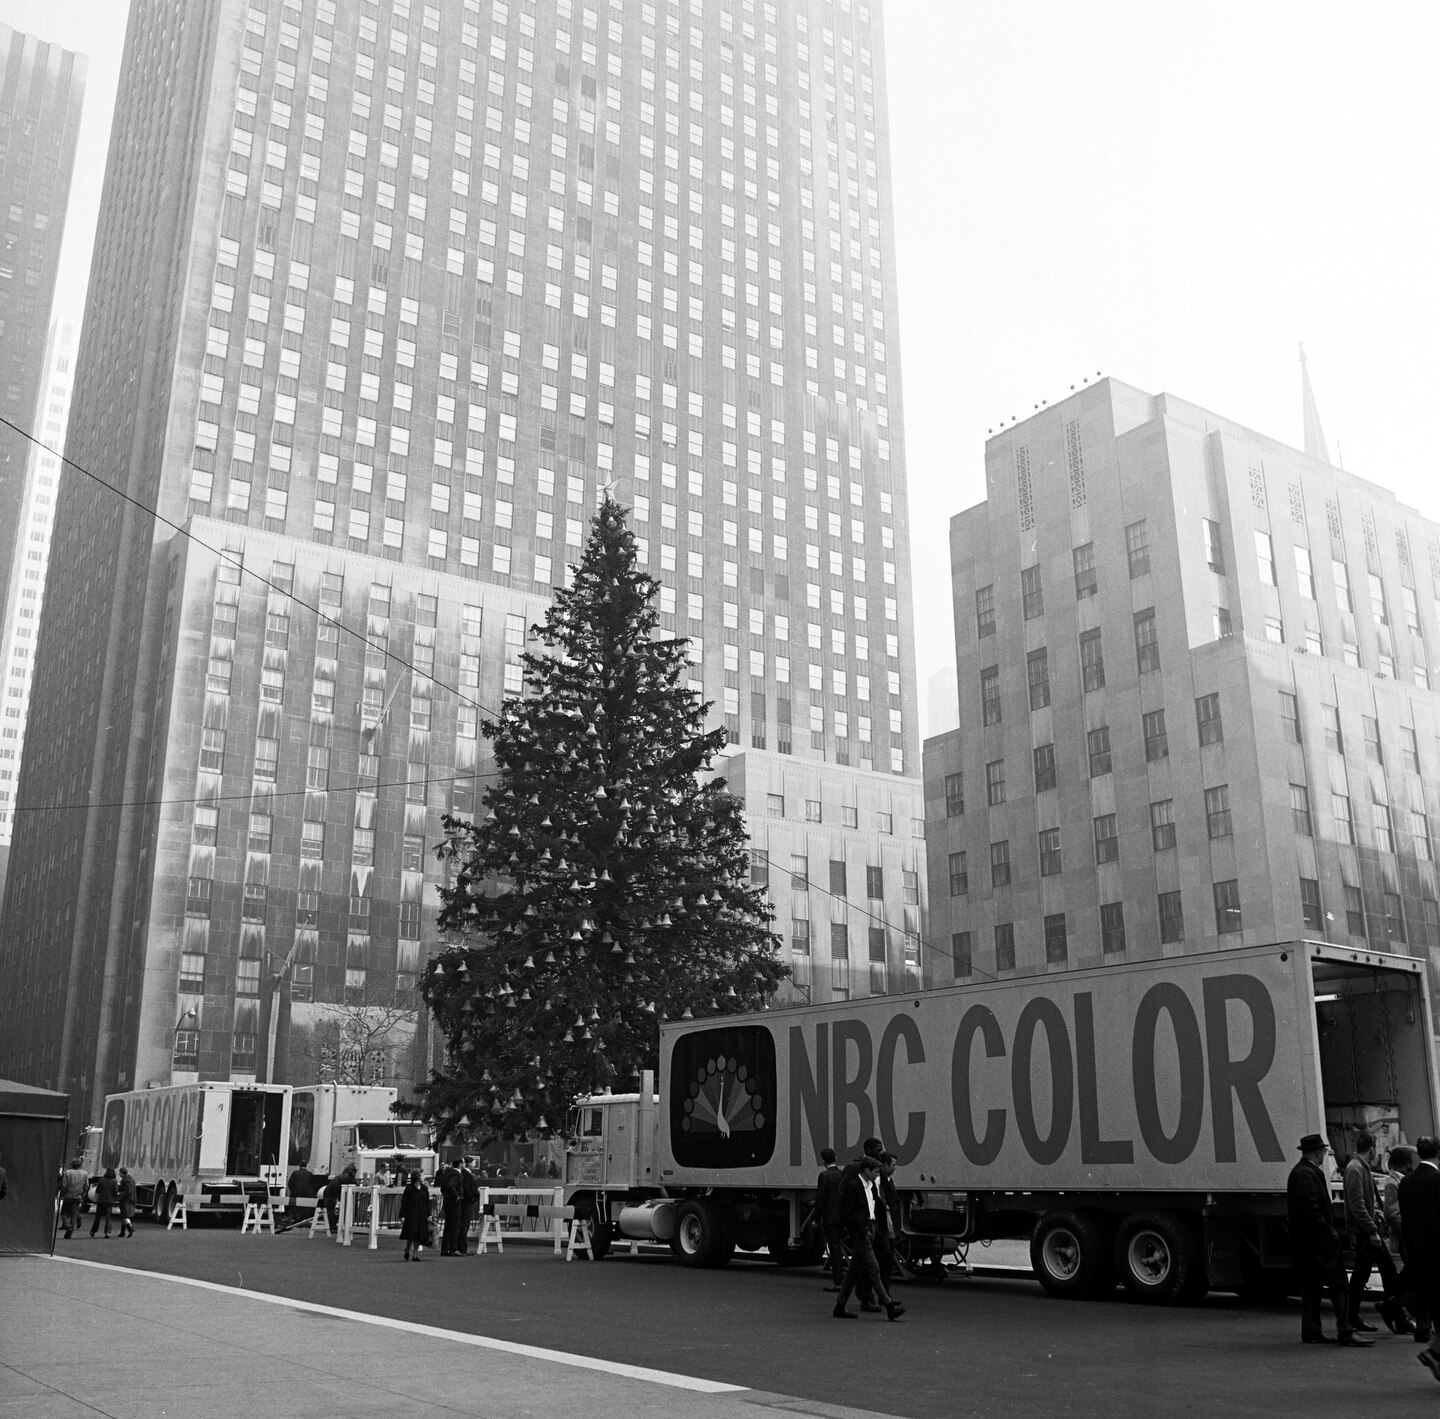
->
[[1300, 343, 1331, 464]]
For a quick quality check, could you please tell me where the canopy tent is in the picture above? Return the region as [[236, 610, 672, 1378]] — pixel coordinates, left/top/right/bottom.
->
[[0, 1077, 70, 1255]]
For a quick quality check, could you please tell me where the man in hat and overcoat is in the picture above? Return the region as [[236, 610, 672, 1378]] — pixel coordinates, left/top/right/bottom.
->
[[1287, 1132, 1372, 1346]]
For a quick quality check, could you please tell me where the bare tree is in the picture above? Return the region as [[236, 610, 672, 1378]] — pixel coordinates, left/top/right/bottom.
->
[[295, 984, 418, 1086]]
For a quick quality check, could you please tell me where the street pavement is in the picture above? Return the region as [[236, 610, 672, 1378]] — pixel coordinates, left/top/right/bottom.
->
[[4, 1224, 1436, 1418]]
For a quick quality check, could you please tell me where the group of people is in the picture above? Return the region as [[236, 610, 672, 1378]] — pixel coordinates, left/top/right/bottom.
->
[[805, 1140, 907, 1322], [56, 1158, 136, 1239], [1287, 1129, 1440, 1382], [433, 1158, 483, 1256]]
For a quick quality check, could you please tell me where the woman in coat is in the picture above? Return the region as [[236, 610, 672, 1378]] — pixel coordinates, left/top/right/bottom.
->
[[116, 1168, 137, 1237], [90, 1168, 118, 1238], [399, 1171, 431, 1261]]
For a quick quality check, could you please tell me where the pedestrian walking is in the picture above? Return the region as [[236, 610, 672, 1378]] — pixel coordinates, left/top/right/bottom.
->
[[437, 1159, 462, 1255], [1286, 1133, 1370, 1346], [1342, 1133, 1403, 1333], [90, 1168, 118, 1239], [802, 1147, 845, 1291], [1399, 1134, 1440, 1383], [832, 1153, 905, 1322], [399, 1171, 430, 1261], [457, 1160, 480, 1256], [58, 1157, 88, 1238], [1384, 1146, 1422, 1337], [116, 1168, 137, 1238]]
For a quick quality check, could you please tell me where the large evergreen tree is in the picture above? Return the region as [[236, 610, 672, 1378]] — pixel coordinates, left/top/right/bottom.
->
[[418, 496, 786, 1140]]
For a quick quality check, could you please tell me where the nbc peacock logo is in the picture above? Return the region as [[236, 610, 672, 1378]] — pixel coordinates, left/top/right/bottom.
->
[[668, 1025, 776, 1168]]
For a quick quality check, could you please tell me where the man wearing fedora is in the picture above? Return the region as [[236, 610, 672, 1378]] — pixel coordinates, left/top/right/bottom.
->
[[1287, 1132, 1373, 1346]]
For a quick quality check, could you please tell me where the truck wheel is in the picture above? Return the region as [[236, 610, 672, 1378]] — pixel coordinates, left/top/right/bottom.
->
[[1114, 1211, 1206, 1305], [165, 1184, 178, 1224], [153, 1183, 170, 1224], [1031, 1210, 1113, 1299], [674, 1200, 735, 1268]]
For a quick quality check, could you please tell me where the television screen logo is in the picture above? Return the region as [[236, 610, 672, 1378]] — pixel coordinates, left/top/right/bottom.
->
[[669, 1025, 776, 1169]]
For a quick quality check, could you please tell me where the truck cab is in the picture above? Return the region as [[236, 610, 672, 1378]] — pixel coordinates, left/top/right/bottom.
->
[[564, 1090, 658, 1191], [330, 1121, 436, 1182]]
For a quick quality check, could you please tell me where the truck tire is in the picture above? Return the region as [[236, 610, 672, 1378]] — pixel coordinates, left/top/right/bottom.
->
[[573, 1195, 611, 1260], [1031, 1210, 1113, 1299], [153, 1183, 170, 1224], [673, 1200, 735, 1268], [1114, 1211, 1206, 1305]]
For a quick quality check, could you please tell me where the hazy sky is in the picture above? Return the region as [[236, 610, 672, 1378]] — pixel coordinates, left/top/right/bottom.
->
[[5, 0, 1437, 736]]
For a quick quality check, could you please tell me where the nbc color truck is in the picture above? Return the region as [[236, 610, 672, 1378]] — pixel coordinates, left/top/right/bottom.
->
[[91, 1082, 290, 1221], [564, 940, 1440, 1303]]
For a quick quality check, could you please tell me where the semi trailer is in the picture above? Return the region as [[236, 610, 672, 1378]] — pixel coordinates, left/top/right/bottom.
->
[[287, 1084, 437, 1189], [564, 940, 1439, 1303]]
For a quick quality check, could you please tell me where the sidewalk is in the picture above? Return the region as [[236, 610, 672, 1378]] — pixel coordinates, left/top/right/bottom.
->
[[0, 1254, 904, 1419]]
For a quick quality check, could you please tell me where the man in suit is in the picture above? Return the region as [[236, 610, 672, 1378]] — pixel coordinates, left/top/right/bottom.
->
[[436, 1160, 463, 1255], [456, 1160, 480, 1256], [806, 1147, 845, 1290], [1286, 1132, 1371, 1346], [832, 1154, 904, 1322], [1399, 1134, 1440, 1382]]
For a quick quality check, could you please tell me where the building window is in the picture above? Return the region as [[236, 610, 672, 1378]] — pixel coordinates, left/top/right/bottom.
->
[[1422, 899, 1440, 949], [1158, 890, 1185, 943], [173, 1030, 200, 1071], [1290, 783, 1313, 836], [236, 959, 261, 998], [1038, 828, 1062, 877], [1196, 693, 1223, 745], [242, 883, 268, 921], [986, 759, 1006, 805], [1280, 692, 1301, 745], [1255, 530, 1276, 586], [1073, 542, 1097, 599], [1384, 891, 1407, 943], [975, 584, 995, 638], [750, 849, 769, 887], [1100, 902, 1126, 954], [291, 964, 314, 1003], [791, 919, 811, 955], [944, 773, 964, 817], [903, 870, 920, 905], [805, 798, 822, 823], [179, 953, 206, 994], [1087, 726, 1112, 778], [1264, 616, 1285, 645], [199, 728, 226, 772], [1332, 792, 1354, 844], [1363, 716, 1383, 765], [1093, 813, 1119, 863], [790, 855, 808, 891], [948, 851, 968, 896], [1214, 606, 1233, 639], [399, 902, 422, 940], [877, 812, 893, 835], [1079, 629, 1105, 691], [296, 890, 319, 927], [994, 922, 1016, 972], [1151, 799, 1176, 851], [1203, 518, 1225, 573], [1414, 811, 1433, 862], [1126, 519, 1150, 578], [952, 932, 972, 978], [193, 805, 218, 847], [1027, 648, 1050, 710], [990, 840, 1011, 888], [1370, 573, 1389, 627], [767, 792, 785, 817], [1204, 785, 1232, 839], [301, 820, 324, 859], [1402, 726, 1421, 774], [1214, 879, 1242, 934], [1300, 878, 1324, 932], [1344, 885, 1367, 938], [1323, 705, 1343, 754], [1294, 545, 1315, 599], [842, 806, 859, 829], [1021, 564, 1044, 620], [1043, 912, 1068, 963], [1134, 609, 1160, 673], [1143, 709, 1168, 761], [186, 877, 213, 916], [980, 665, 1001, 725], [1376, 802, 1396, 855], [866, 865, 884, 899], [254, 737, 279, 782], [1033, 743, 1056, 792], [868, 926, 888, 963], [829, 859, 847, 896], [830, 922, 850, 959]]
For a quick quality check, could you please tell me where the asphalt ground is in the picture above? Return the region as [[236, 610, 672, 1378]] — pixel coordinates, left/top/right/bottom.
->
[[29, 1221, 1439, 1418]]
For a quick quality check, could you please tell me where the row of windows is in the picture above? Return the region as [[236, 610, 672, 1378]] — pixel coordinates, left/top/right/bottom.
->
[[760, 792, 919, 835], [787, 918, 920, 964], [751, 849, 919, 901]]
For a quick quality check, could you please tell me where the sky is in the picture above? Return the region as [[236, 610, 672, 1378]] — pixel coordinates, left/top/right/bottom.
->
[[4, 0, 1437, 737]]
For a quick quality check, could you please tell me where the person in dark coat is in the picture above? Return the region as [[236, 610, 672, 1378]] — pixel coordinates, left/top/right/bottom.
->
[[804, 1147, 845, 1289], [399, 1171, 431, 1262], [321, 1164, 357, 1235], [58, 1157, 88, 1239], [116, 1168, 137, 1238], [457, 1161, 480, 1256], [437, 1161, 462, 1255], [831, 1154, 904, 1322], [90, 1168, 118, 1238], [1286, 1133, 1370, 1346], [1399, 1134, 1440, 1381]]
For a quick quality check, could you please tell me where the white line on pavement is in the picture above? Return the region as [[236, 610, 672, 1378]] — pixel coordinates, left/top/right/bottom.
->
[[49, 1255, 748, 1395]]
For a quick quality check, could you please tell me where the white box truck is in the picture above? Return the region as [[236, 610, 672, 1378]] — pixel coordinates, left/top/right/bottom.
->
[[90, 1082, 290, 1221], [287, 1083, 437, 1191], [564, 941, 1440, 1303]]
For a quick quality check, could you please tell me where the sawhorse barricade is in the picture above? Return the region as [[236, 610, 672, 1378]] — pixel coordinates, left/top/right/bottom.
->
[[241, 1189, 277, 1234], [474, 1188, 567, 1254], [165, 1201, 187, 1230]]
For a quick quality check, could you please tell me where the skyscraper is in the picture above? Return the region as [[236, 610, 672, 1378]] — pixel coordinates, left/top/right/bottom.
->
[[925, 378, 1440, 992], [0, 26, 85, 664], [0, 0, 920, 1121]]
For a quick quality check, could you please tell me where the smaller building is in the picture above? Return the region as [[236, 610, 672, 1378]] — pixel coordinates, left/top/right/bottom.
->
[[719, 749, 927, 1003], [925, 378, 1440, 997]]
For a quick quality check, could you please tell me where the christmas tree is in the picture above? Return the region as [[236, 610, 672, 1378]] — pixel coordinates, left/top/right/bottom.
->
[[418, 495, 787, 1141]]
